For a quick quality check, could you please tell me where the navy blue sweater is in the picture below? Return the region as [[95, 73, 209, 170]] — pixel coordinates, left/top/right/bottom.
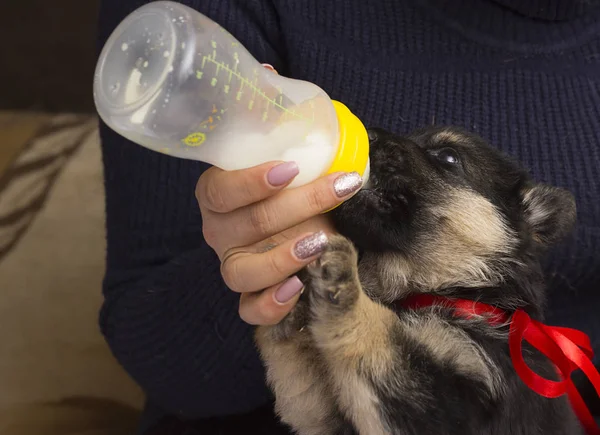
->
[[96, 0, 600, 431]]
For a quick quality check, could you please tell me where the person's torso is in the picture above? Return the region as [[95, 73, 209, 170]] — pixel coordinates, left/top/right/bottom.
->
[[270, 0, 600, 332]]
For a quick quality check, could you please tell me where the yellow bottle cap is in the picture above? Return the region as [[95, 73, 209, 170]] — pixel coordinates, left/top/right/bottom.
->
[[323, 100, 369, 212], [327, 100, 370, 178]]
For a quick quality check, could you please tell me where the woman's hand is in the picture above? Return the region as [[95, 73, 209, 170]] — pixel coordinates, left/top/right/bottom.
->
[[196, 162, 362, 326]]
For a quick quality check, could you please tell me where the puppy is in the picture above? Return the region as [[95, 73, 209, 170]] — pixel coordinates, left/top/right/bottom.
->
[[255, 126, 581, 435]]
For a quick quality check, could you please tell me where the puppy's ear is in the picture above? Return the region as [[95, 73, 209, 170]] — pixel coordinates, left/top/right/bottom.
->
[[522, 184, 576, 246]]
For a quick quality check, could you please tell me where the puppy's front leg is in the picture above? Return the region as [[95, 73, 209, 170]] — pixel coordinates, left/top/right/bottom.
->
[[306, 235, 401, 435], [255, 306, 350, 435]]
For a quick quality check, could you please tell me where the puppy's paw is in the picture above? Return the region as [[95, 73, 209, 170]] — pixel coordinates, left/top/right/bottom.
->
[[306, 235, 360, 314], [269, 298, 310, 342]]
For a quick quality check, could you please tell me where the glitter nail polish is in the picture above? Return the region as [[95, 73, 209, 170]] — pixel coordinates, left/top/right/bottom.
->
[[333, 172, 363, 197], [294, 231, 328, 260]]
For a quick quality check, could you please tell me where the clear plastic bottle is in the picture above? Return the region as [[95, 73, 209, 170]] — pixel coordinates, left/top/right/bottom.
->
[[94, 1, 369, 188]]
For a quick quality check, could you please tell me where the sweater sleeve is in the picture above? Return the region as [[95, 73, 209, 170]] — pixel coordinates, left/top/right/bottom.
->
[[96, 0, 286, 419]]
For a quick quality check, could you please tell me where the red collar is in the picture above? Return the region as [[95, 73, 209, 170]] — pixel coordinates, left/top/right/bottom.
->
[[401, 294, 600, 435]]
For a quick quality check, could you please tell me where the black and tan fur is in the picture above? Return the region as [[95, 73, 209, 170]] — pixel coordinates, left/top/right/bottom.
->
[[256, 126, 584, 434]]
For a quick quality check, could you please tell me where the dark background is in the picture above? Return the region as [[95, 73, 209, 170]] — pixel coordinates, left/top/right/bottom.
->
[[0, 0, 101, 113]]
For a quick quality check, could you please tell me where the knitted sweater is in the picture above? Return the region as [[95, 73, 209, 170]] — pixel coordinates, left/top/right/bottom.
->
[[96, 0, 600, 430]]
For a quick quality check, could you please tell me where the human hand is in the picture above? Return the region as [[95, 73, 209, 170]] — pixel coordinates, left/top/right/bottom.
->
[[196, 162, 363, 326]]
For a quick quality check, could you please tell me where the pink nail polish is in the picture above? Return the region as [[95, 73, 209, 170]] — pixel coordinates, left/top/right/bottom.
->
[[275, 276, 304, 304], [267, 162, 299, 186]]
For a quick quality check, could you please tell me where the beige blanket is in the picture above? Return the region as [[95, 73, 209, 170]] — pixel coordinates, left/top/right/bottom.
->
[[0, 113, 143, 434]]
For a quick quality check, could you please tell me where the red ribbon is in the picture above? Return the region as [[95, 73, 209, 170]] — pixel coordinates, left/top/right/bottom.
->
[[401, 294, 600, 435]]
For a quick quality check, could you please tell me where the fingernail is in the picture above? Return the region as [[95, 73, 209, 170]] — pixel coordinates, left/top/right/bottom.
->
[[262, 63, 278, 74], [294, 231, 328, 260], [333, 172, 363, 197], [267, 162, 299, 186], [275, 276, 304, 304]]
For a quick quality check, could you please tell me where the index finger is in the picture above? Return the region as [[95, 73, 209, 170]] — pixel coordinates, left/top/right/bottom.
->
[[196, 160, 299, 213]]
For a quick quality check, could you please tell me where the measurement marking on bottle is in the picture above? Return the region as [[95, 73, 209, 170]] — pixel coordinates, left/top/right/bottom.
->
[[199, 55, 311, 122], [233, 53, 239, 76], [211, 40, 217, 60]]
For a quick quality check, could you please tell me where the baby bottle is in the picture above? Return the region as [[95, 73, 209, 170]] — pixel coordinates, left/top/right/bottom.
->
[[93, 1, 369, 189]]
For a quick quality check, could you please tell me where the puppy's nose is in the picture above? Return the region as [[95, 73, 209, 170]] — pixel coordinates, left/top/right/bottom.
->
[[367, 128, 379, 143], [366, 127, 387, 144]]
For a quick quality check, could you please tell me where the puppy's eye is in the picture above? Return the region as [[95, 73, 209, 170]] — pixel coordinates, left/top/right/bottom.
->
[[436, 147, 460, 166]]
